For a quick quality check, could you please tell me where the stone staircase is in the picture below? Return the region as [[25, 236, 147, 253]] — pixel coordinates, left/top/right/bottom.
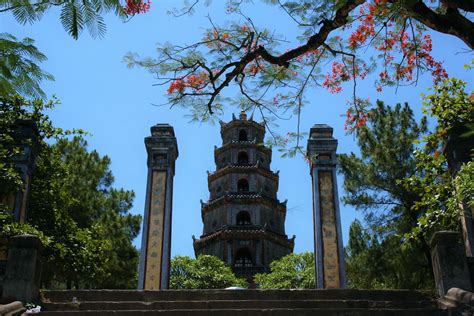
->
[[37, 289, 447, 315]]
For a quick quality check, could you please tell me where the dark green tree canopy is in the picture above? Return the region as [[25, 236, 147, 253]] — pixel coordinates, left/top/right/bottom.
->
[[0, 95, 62, 197], [338, 100, 428, 232], [170, 255, 247, 289], [254, 252, 315, 289], [27, 136, 141, 289], [345, 219, 434, 289], [1, 95, 141, 289], [338, 100, 433, 289], [339, 92, 472, 290]]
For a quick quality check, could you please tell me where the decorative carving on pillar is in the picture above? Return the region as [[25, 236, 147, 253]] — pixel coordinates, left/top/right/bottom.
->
[[307, 124, 346, 289], [137, 124, 178, 290]]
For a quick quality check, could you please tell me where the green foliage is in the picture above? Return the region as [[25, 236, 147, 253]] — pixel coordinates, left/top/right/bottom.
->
[[338, 100, 427, 227], [1, 94, 140, 289], [254, 252, 315, 289], [28, 136, 141, 289], [170, 255, 247, 289], [0, 0, 124, 39], [94, 188, 141, 289], [50, 223, 113, 289], [452, 162, 474, 211], [399, 151, 457, 240], [400, 78, 473, 241], [0, 212, 50, 245], [421, 78, 474, 150], [423, 79, 473, 134], [0, 34, 54, 99], [339, 100, 436, 289], [345, 219, 434, 289], [341, 81, 473, 289], [0, 95, 62, 199]]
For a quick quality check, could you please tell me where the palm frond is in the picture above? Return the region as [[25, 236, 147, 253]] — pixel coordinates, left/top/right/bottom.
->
[[60, 0, 84, 39]]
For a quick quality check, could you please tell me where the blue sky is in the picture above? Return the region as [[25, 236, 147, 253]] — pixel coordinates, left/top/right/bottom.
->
[[1, 0, 472, 258]]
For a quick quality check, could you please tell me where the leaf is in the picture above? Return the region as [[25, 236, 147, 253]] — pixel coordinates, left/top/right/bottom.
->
[[60, 0, 84, 39]]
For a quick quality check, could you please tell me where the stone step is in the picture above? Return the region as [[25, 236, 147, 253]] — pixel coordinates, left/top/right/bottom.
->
[[0, 301, 26, 316], [41, 299, 437, 311], [39, 308, 446, 316], [41, 289, 435, 303]]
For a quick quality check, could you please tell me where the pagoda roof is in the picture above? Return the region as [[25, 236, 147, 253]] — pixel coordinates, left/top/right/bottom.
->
[[201, 192, 287, 213], [208, 163, 279, 182], [214, 141, 271, 155], [193, 226, 295, 250], [219, 112, 265, 133]]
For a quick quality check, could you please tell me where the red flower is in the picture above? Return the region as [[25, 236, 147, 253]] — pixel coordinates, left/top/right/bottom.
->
[[124, 0, 151, 14]]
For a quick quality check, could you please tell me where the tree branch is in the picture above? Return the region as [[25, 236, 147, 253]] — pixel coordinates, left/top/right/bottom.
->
[[404, 0, 474, 49], [203, 0, 365, 113]]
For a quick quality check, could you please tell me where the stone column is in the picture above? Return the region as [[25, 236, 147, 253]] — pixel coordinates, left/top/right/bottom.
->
[[137, 124, 178, 290], [307, 124, 346, 289], [430, 231, 472, 296], [0, 120, 40, 223], [443, 125, 474, 258], [2, 234, 43, 302]]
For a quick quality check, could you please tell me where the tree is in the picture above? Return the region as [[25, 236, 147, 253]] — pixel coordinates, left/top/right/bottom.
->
[[170, 255, 247, 289], [125, 0, 472, 146], [1, 95, 141, 289], [400, 78, 474, 240], [254, 252, 315, 289], [0, 0, 149, 40], [338, 100, 430, 232], [345, 219, 434, 289], [1, 0, 149, 99], [27, 136, 141, 289], [345, 220, 384, 289], [338, 100, 441, 289], [342, 79, 473, 289], [0, 95, 60, 201], [0, 34, 54, 99]]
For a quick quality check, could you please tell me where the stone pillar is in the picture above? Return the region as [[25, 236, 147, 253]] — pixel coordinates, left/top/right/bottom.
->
[[307, 124, 346, 289], [138, 124, 178, 290], [430, 231, 472, 297], [2, 235, 43, 302], [443, 125, 474, 258], [0, 238, 8, 295], [0, 120, 40, 223]]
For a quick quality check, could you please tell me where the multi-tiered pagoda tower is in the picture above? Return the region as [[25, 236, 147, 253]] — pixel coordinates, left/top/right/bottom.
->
[[193, 112, 294, 279]]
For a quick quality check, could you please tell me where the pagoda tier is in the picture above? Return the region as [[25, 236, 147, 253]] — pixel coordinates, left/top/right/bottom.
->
[[193, 112, 294, 280]]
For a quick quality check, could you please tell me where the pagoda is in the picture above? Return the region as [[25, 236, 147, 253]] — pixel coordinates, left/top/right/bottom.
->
[[193, 112, 294, 279]]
